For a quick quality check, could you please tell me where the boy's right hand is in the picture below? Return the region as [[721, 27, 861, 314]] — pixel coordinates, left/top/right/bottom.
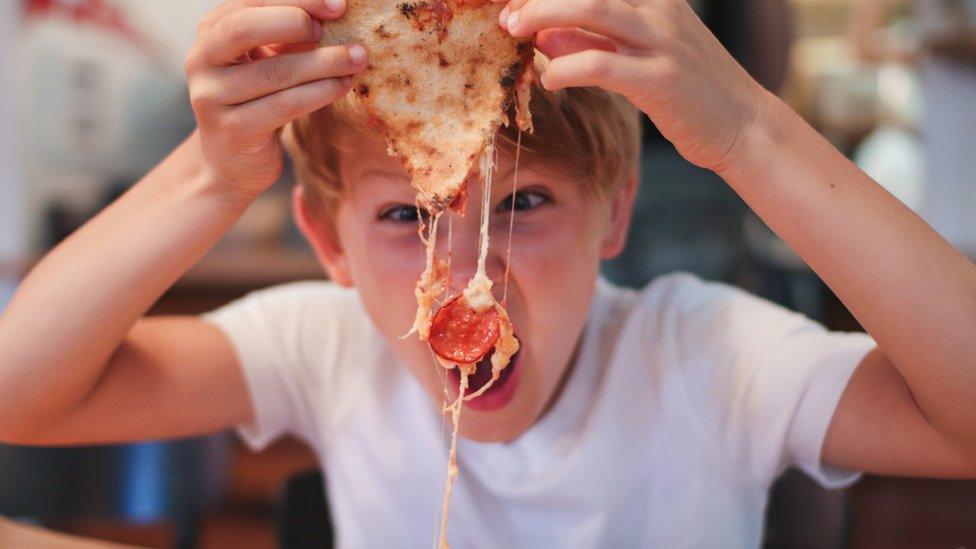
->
[[185, 0, 366, 197]]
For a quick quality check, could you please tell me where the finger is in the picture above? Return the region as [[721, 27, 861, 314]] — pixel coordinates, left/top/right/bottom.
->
[[249, 45, 278, 60], [249, 42, 320, 60], [198, 6, 323, 66], [198, 0, 343, 37], [540, 48, 649, 95], [505, 0, 649, 48], [219, 44, 366, 104], [269, 42, 321, 55], [498, 0, 528, 29], [231, 76, 353, 134], [535, 27, 617, 58]]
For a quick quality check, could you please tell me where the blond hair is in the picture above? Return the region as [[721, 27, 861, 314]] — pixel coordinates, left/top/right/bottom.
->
[[285, 81, 641, 217]]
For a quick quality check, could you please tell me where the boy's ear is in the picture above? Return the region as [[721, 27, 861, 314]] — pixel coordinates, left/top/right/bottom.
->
[[600, 171, 638, 260], [292, 186, 355, 287]]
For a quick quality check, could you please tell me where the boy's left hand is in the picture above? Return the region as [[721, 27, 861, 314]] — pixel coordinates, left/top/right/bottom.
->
[[497, 0, 767, 174]]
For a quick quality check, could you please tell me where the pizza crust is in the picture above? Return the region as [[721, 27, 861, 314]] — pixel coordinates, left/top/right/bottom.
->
[[321, 0, 533, 211]]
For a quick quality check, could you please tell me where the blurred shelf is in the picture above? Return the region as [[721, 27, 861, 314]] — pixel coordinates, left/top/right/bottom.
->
[[153, 246, 322, 316], [791, 0, 857, 39], [174, 247, 322, 291], [0, 245, 324, 316], [3, 246, 320, 287]]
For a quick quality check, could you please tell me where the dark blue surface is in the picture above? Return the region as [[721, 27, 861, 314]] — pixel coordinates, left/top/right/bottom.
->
[[0, 434, 231, 523]]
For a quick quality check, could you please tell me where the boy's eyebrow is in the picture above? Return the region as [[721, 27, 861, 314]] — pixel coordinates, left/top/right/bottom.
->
[[497, 165, 517, 183]]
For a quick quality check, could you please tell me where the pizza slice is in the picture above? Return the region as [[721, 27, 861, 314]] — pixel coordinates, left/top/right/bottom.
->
[[321, 0, 533, 211]]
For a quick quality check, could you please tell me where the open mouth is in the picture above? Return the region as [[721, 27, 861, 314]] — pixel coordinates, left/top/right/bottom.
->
[[449, 346, 521, 411]]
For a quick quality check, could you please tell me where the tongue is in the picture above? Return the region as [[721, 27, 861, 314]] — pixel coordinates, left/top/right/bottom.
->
[[467, 355, 495, 393]]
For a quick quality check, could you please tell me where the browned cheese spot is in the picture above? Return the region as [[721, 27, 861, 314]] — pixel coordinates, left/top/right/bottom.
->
[[397, 0, 454, 40], [499, 61, 523, 88], [397, 2, 418, 17]]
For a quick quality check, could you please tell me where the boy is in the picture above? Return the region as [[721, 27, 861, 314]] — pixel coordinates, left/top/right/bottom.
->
[[1, 0, 975, 546]]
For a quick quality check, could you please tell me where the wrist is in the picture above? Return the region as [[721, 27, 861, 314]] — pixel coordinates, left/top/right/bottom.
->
[[714, 90, 793, 184], [180, 131, 263, 210]]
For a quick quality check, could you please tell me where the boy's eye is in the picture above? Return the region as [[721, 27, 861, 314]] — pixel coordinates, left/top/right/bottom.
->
[[378, 204, 429, 223], [498, 189, 550, 213]]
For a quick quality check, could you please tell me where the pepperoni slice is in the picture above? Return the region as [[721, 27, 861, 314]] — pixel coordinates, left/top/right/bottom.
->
[[429, 296, 500, 364]]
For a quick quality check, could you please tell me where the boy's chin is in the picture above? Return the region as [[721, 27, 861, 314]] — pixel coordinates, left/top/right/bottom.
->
[[458, 408, 536, 443], [448, 351, 540, 442]]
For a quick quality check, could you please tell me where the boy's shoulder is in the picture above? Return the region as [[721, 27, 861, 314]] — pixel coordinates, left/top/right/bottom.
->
[[601, 272, 864, 377], [615, 272, 807, 340], [217, 280, 365, 318], [239, 279, 359, 302], [615, 274, 872, 487], [621, 272, 872, 416], [203, 280, 377, 359], [638, 272, 822, 342]]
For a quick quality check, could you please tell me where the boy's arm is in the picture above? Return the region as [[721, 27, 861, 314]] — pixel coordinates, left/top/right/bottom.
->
[[500, 0, 976, 476], [0, 136, 250, 445], [0, 0, 364, 446], [721, 95, 976, 475]]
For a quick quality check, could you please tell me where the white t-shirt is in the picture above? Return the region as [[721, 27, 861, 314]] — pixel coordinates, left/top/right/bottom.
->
[[204, 273, 875, 548]]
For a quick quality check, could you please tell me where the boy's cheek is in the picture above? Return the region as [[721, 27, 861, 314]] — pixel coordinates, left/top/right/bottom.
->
[[512, 236, 600, 335], [344, 249, 424, 332], [514, 223, 600, 280]]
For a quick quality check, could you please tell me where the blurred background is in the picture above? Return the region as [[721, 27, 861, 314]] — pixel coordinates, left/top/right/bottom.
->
[[0, 0, 974, 547]]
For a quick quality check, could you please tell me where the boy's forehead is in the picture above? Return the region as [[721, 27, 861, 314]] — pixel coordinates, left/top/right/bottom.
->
[[340, 131, 408, 179], [336, 132, 414, 199]]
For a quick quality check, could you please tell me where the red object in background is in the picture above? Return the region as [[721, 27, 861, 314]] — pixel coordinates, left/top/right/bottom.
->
[[24, 0, 153, 56]]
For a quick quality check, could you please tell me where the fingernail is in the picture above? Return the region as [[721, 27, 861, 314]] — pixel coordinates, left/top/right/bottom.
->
[[499, 6, 510, 27], [324, 0, 344, 14], [349, 44, 366, 66], [506, 11, 519, 33]]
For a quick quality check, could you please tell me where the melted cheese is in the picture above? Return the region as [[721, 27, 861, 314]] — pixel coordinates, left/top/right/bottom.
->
[[460, 142, 497, 312], [425, 88, 532, 549], [438, 368, 470, 549], [434, 144, 521, 548], [502, 130, 522, 304], [405, 212, 447, 341]]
